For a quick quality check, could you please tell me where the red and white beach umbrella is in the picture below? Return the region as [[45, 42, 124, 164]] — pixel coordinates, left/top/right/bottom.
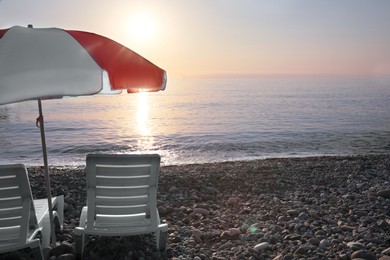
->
[[0, 25, 167, 246]]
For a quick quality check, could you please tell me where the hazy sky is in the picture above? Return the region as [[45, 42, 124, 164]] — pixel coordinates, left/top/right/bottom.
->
[[1, 0, 390, 77]]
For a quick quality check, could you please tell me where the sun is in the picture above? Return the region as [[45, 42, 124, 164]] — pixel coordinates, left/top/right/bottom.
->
[[128, 13, 156, 42]]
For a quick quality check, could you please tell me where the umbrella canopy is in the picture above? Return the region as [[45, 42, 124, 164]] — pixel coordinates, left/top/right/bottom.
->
[[0, 25, 167, 246]]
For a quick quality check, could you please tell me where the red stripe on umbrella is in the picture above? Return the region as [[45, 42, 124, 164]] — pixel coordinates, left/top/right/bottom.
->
[[67, 30, 166, 92], [0, 29, 9, 39]]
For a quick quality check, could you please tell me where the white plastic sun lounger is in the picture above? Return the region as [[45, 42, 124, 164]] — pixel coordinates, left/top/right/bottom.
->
[[74, 154, 168, 259], [0, 164, 64, 259]]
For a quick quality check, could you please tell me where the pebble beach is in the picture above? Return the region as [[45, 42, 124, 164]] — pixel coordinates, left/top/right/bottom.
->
[[3, 154, 389, 260]]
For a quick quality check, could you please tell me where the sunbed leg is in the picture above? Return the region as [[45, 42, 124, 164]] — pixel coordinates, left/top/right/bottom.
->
[[40, 217, 51, 248], [74, 233, 84, 260], [53, 195, 64, 231], [31, 245, 44, 260], [157, 230, 167, 251]]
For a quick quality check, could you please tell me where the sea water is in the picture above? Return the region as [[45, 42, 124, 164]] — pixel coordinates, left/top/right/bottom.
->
[[0, 76, 389, 166]]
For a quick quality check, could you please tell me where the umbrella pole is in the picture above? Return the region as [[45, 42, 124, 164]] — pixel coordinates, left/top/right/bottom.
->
[[37, 99, 57, 247]]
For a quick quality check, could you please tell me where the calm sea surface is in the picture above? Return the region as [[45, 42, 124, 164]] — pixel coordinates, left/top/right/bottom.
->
[[0, 76, 389, 166]]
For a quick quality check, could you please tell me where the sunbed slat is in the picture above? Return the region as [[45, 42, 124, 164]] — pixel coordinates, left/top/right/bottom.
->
[[95, 214, 148, 227], [96, 165, 151, 177], [96, 204, 148, 215], [0, 216, 22, 228], [0, 175, 19, 188], [0, 207, 23, 219], [96, 175, 150, 186], [0, 197, 23, 208], [95, 186, 149, 197], [95, 196, 149, 207], [0, 187, 21, 199], [0, 226, 20, 242]]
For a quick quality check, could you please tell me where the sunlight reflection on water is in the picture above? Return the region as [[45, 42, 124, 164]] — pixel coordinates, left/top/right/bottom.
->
[[136, 92, 150, 136], [134, 92, 159, 152]]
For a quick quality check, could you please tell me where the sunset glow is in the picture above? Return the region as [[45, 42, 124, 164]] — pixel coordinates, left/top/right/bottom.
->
[[0, 1, 389, 77]]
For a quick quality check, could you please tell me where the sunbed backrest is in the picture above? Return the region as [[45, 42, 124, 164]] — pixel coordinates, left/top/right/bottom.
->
[[0, 164, 38, 246], [85, 154, 160, 231]]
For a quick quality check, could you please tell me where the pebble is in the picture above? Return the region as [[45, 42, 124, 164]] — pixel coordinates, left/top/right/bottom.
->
[[192, 207, 209, 216], [287, 209, 299, 217], [351, 249, 377, 260], [383, 248, 390, 255], [229, 228, 241, 238], [348, 242, 367, 251], [294, 245, 309, 255], [191, 229, 202, 238], [298, 212, 309, 220], [49, 243, 74, 257], [340, 225, 355, 231], [308, 237, 320, 246], [254, 242, 269, 251], [227, 196, 240, 206], [377, 189, 390, 198], [56, 254, 75, 260]]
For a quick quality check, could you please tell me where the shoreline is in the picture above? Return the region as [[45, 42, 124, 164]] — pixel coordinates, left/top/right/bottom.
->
[[19, 152, 390, 170], [15, 153, 390, 169], [20, 154, 390, 259]]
